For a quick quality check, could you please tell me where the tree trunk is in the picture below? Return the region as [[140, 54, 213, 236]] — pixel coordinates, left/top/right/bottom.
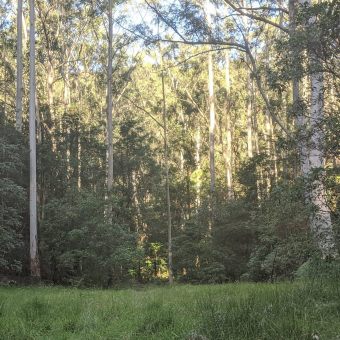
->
[[208, 49, 215, 194], [161, 70, 173, 284], [246, 58, 253, 159], [29, 0, 40, 278], [224, 51, 233, 199], [303, 0, 338, 258], [290, 0, 310, 176], [242, 8, 253, 159], [195, 125, 201, 210], [16, 0, 23, 132], [107, 0, 113, 192]]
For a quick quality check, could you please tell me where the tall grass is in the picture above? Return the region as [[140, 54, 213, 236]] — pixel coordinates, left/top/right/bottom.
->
[[0, 281, 339, 339]]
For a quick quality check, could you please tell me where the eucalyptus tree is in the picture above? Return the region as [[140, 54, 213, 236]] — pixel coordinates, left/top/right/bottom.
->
[[16, 0, 23, 132], [29, 0, 40, 278], [204, 1, 216, 196], [161, 68, 174, 284], [301, 0, 338, 258], [107, 0, 114, 192], [224, 50, 233, 199], [223, 0, 338, 258]]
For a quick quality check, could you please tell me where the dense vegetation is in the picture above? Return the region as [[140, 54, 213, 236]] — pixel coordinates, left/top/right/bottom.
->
[[0, 0, 339, 287]]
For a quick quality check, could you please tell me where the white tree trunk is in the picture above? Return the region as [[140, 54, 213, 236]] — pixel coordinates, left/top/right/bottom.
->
[[208, 50, 215, 194], [242, 9, 253, 159], [29, 0, 40, 278], [195, 126, 201, 210], [16, 0, 23, 132], [161, 70, 173, 284], [308, 46, 337, 258], [107, 0, 114, 192], [225, 50, 233, 199], [246, 60, 253, 159], [204, 0, 216, 194], [303, 0, 338, 258]]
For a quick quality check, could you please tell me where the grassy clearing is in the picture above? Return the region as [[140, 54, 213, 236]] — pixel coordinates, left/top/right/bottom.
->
[[0, 281, 340, 339]]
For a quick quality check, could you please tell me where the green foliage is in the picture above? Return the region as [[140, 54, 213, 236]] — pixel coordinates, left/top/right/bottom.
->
[[248, 181, 313, 282], [0, 123, 26, 273], [1, 0, 339, 286], [40, 189, 138, 286]]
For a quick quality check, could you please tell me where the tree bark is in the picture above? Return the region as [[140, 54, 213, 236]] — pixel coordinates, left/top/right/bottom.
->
[[224, 50, 233, 199], [246, 57, 253, 159], [208, 49, 215, 194], [29, 0, 40, 278], [195, 125, 201, 210], [161, 70, 173, 284], [107, 0, 114, 192], [16, 0, 23, 132], [302, 0, 338, 258], [290, 0, 310, 175]]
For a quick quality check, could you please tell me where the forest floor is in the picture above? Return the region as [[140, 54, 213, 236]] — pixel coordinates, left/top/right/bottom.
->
[[0, 281, 340, 340]]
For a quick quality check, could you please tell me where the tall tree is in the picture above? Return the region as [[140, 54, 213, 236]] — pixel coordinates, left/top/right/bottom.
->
[[302, 0, 338, 258], [16, 0, 23, 132], [161, 69, 173, 284], [204, 1, 216, 195], [29, 0, 40, 278], [224, 50, 233, 199], [107, 0, 114, 192]]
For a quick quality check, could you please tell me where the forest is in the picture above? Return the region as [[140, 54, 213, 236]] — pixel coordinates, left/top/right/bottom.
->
[[1, 0, 340, 338], [1, 0, 340, 287]]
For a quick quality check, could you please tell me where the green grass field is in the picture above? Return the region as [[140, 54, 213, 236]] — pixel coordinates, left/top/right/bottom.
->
[[1, 281, 340, 340]]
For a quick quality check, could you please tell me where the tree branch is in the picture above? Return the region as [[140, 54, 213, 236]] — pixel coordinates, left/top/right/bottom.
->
[[223, 0, 289, 33]]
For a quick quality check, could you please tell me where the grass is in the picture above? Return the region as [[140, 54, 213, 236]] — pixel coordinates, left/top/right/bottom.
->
[[0, 280, 340, 339]]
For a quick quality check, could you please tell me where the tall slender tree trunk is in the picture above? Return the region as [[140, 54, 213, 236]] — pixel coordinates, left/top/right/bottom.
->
[[195, 125, 201, 210], [29, 0, 40, 278], [47, 61, 54, 116], [161, 70, 173, 284], [208, 50, 215, 194], [265, 109, 272, 191], [242, 8, 253, 159], [204, 0, 216, 195], [246, 60, 253, 159], [307, 3, 337, 258], [16, 0, 23, 132], [224, 50, 233, 199], [107, 0, 113, 192], [290, 0, 310, 176], [298, 0, 338, 258]]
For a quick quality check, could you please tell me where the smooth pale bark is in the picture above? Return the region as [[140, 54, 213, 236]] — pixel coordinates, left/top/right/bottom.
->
[[241, 2, 253, 159], [224, 50, 233, 199], [61, 4, 71, 109], [290, 0, 310, 175], [161, 70, 173, 284], [246, 58, 253, 159], [107, 0, 113, 192], [308, 19, 337, 258], [271, 116, 278, 182], [63, 53, 71, 107], [47, 61, 54, 114], [265, 109, 272, 191], [16, 0, 23, 132], [302, 0, 338, 258], [77, 135, 82, 189], [205, 0, 216, 194], [252, 92, 262, 201], [132, 170, 144, 243], [208, 50, 216, 194], [195, 126, 201, 209], [29, 0, 40, 278]]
